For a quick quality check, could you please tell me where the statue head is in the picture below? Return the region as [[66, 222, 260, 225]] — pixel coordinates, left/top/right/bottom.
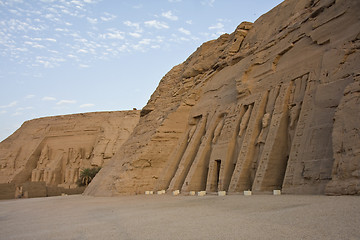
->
[[262, 113, 271, 128]]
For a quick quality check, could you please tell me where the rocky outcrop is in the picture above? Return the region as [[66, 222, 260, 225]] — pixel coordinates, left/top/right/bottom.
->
[[85, 0, 360, 196], [326, 80, 360, 195], [1, 0, 359, 197], [0, 111, 140, 189]]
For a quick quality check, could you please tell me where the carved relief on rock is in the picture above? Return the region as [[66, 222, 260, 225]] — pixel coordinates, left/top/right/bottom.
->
[[31, 145, 50, 183], [326, 81, 360, 195]]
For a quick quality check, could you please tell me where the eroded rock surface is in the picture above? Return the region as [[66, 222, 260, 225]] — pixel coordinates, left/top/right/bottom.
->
[[0, 111, 140, 189], [1, 0, 359, 196], [85, 0, 360, 196], [326, 81, 360, 195]]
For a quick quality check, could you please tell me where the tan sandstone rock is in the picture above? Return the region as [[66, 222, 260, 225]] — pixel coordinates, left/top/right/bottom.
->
[[1, 0, 359, 197], [0, 111, 140, 191], [325, 80, 360, 195], [83, 0, 360, 196]]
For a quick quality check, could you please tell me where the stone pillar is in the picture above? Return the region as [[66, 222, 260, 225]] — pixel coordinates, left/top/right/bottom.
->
[[168, 115, 208, 191], [228, 92, 268, 192], [252, 83, 292, 191]]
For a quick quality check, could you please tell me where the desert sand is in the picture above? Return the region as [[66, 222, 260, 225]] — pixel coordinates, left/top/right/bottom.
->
[[1, 0, 360, 199], [0, 194, 359, 240]]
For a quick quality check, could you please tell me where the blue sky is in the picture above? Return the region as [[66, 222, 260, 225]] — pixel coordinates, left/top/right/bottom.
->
[[0, 0, 283, 141]]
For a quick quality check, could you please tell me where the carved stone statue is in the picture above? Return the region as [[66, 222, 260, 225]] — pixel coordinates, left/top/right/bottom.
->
[[238, 105, 253, 137], [188, 125, 197, 142], [257, 113, 271, 144], [289, 103, 301, 129], [251, 112, 272, 185], [43, 150, 63, 185], [31, 145, 50, 182], [64, 148, 82, 185], [212, 119, 224, 144], [288, 103, 301, 144]]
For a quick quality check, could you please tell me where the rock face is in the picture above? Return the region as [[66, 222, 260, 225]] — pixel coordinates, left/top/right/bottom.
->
[[85, 0, 360, 196], [1, 0, 359, 197], [325, 81, 360, 195], [0, 111, 140, 189]]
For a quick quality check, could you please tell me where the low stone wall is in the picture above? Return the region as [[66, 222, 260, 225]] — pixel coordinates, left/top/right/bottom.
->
[[0, 182, 86, 200], [0, 183, 15, 199], [22, 182, 47, 198], [47, 186, 86, 197]]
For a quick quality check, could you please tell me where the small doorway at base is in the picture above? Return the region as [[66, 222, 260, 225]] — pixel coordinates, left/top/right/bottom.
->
[[215, 159, 221, 191]]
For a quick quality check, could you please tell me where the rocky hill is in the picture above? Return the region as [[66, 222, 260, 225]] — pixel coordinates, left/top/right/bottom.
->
[[85, 0, 360, 196], [0, 111, 139, 193], [1, 0, 359, 197]]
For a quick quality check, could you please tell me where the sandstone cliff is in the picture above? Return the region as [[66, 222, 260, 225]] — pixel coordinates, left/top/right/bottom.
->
[[85, 0, 360, 196], [0, 111, 140, 190], [1, 0, 359, 197]]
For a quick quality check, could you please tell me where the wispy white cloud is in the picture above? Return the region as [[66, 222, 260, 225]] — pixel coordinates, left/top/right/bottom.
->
[[155, 36, 164, 43], [116, 44, 130, 53], [0, 0, 216, 81], [44, 13, 55, 19], [100, 12, 116, 22], [124, 21, 139, 28], [202, 0, 215, 7], [179, 37, 190, 41], [170, 34, 194, 43], [208, 22, 224, 30], [48, 49, 59, 54], [208, 21, 226, 37], [178, 27, 191, 35], [0, 110, 7, 114], [73, 0, 85, 5], [161, 11, 178, 21], [34, 56, 65, 68], [11, 0, 24, 4], [12, 112, 22, 116], [42, 96, 56, 101], [32, 44, 46, 49], [45, 38, 56, 42], [131, 36, 164, 51], [0, 101, 17, 109], [132, 39, 151, 51], [144, 20, 169, 29], [23, 36, 57, 47], [16, 106, 33, 111], [56, 100, 77, 105], [133, 4, 142, 9], [139, 39, 151, 45], [100, 29, 125, 40], [79, 103, 95, 108], [25, 94, 35, 99], [55, 28, 69, 32], [87, 17, 98, 24], [15, 47, 28, 52], [123, 21, 142, 33], [106, 31, 125, 40], [67, 54, 77, 59], [129, 32, 141, 38], [79, 64, 90, 68], [0, 0, 140, 71], [9, 9, 20, 15], [77, 49, 88, 53], [75, 38, 88, 43]]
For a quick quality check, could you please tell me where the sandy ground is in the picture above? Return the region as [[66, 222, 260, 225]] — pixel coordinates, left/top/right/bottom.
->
[[0, 194, 359, 240]]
